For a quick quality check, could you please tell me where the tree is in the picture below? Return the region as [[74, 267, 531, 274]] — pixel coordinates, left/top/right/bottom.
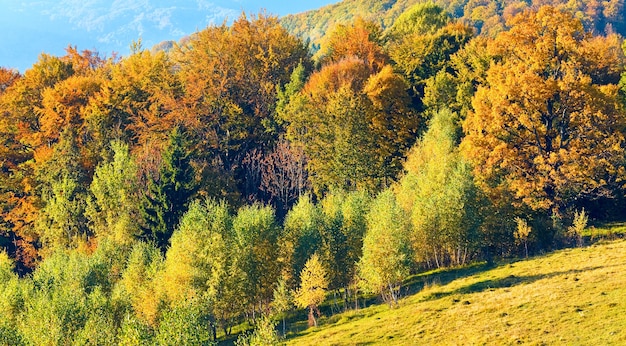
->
[[318, 17, 388, 72], [318, 191, 349, 292], [86, 140, 140, 245], [294, 253, 328, 327], [155, 300, 213, 346], [0, 54, 76, 267], [233, 204, 281, 313], [235, 314, 280, 346], [259, 139, 309, 214], [0, 67, 20, 94], [85, 46, 181, 150], [160, 200, 227, 300], [364, 65, 420, 180], [139, 127, 197, 251], [338, 190, 371, 309], [422, 36, 491, 120], [172, 12, 309, 202], [396, 109, 483, 268], [461, 7, 626, 226], [116, 241, 164, 326], [159, 199, 239, 340], [34, 129, 90, 252], [272, 279, 292, 337], [285, 57, 418, 194], [280, 194, 323, 289], [386, 2, 474, 110], [514, 217, 531, 258], [358, 190, 412, 306]]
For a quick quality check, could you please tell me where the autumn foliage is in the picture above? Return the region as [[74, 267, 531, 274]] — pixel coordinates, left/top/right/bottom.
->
[[0, 3, 626, 343]]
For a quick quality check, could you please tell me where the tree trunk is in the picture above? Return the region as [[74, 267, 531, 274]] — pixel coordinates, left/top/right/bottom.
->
[[433, 247, 440, 268], [308, 305, 317, 327]]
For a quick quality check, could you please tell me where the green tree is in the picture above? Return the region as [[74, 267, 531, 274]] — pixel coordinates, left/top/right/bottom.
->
[[159, 199, 243, 339], [273, 63, 308, 135], [397, 109, 483, 268], [235, 314, 280, 346], [35, 130, 90, 252], [139, 127, 197, 251], [337, 190, 371, 308], [160, 200, 228, 301], [358, 190, 412, 306], [114, 241, 164, 326], [294, 253, 328, 327], [271, 278, 292, 337], [117, 315, 155, 345], [87, 140, 140, 245], [0, 251, 25, 343], [386, 2, 474, 110], [421, 36, 491, 120], [19, 247, 119, 345], [319, 191, 349, 292], [155, 299, 214, 346], [280, 194, 323, 289], [233, 204, 281, 313]]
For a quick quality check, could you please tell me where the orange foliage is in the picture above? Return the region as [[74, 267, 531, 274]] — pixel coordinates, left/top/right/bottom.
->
[[319, 17, 388, 72], [461, 6, 626, 213]]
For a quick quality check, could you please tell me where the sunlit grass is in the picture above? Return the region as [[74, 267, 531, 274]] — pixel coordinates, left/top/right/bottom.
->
[[286, 239, 626, 345], [584, 221, 626, 240]]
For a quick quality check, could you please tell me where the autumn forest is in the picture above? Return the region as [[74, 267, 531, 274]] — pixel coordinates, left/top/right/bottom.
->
[[1, 0, 626, 344]]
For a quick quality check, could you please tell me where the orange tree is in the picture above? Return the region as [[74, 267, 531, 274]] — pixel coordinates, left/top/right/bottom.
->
[[461, 6, 626, 228]]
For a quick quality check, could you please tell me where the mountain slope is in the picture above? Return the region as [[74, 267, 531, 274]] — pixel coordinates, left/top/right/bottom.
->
[[280, 0, 420, 46], [286, 239, 626, 344], [280, 0, 626, 50]]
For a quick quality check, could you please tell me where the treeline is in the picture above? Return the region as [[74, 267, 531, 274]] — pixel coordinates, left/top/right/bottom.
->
[[1, 2, 626, 344]]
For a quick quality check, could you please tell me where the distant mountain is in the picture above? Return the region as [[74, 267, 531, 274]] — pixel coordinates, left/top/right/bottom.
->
[[153, 0, 625, 56], [280, 0, 626, 50], [280, 0, 419, 47]]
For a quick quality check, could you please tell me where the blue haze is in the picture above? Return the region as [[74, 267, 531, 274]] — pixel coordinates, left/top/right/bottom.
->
[[0, 0, 336, 72]]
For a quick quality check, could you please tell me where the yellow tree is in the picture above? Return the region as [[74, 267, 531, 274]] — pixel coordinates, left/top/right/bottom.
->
[[295, 253, 328, 327], [461, 7, 626, 220]]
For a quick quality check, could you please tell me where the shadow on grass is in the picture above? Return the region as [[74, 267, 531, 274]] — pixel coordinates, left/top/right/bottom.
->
[[272, 230, 626, 344], [402, 261, 495, 297], [282, 258, 616, 344], [416, 265, 606, 303]]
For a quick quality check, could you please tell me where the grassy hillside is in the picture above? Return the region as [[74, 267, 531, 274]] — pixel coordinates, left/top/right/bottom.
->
[[286, 238, 626, 344]]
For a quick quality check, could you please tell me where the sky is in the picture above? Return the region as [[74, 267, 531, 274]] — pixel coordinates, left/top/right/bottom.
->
[[0, 0, 338, 72]]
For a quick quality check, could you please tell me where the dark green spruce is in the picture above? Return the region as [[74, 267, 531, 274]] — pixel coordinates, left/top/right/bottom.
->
[[139, 127, 197, 251]]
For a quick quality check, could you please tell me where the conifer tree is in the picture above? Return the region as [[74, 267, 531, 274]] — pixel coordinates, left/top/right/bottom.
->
[[139, 127, 197, 251]]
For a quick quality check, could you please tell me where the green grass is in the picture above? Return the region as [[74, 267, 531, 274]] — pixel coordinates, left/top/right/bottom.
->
[[285, 239, 626, 345], [584, 221, 626, 240]]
